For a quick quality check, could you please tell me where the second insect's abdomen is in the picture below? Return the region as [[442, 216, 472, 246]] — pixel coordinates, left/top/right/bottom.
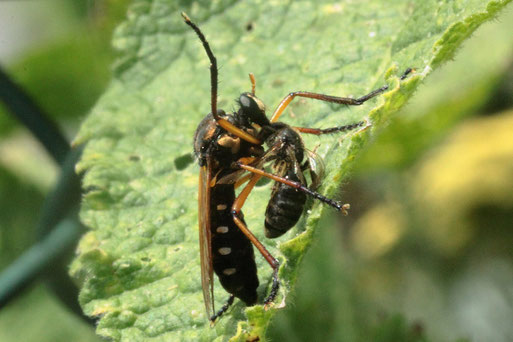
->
[[264, 172, 307, 238]]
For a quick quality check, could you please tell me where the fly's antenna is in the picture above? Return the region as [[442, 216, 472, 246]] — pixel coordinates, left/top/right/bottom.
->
[[182, 12, 219, 117], [182, 13, 260, 145]]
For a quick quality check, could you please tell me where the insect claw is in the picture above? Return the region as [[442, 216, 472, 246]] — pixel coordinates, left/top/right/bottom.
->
[[355, 119, 372, 134], [400, 67, 415, 80]]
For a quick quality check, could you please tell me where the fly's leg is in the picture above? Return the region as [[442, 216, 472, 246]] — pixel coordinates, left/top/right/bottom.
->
[[236, 162, 350, 215], [294, 121, 366, 135], [231, 174, 280, 306], [271, 86, 389, 122], [210, 295, 235, 323], [295, 119, 372, 139]]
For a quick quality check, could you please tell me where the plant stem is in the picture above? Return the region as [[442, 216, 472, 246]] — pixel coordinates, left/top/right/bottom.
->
[[0, 66, 69, 165]]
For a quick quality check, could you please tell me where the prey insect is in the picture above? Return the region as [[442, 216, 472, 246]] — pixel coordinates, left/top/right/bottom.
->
[[184, 13, 390, 322]]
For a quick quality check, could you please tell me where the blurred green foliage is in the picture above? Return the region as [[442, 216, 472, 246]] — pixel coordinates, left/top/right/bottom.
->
[[0, 1, 128, 341], [0, 0, 129, 136], [0, 167, 43, 269]]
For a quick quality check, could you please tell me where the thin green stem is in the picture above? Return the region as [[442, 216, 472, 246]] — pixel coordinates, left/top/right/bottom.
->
[[0, 66, 69, 165], [0, 219, 81, 308]]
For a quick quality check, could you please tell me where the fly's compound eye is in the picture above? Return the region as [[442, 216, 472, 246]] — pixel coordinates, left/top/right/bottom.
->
[[239, 92, 270, 126]]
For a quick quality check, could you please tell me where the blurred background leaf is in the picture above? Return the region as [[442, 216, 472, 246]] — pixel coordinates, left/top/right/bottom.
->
[[0, 1, 128, 341]]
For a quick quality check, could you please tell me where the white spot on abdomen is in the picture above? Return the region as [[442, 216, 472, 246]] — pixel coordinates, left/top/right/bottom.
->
[[216, 226, 229, 233], [223, 268, 236, 275], [218, 247, 232, 255]]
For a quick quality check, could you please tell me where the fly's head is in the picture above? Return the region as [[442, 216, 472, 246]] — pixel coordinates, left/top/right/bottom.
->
[[237, 92, 270, 127]]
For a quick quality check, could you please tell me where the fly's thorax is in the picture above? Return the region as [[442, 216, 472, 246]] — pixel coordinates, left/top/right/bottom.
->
[[193, 110, 264, 168], [193, 113, 219, 166], [262, 122, 305, 164], [194, 110, 238, 166]]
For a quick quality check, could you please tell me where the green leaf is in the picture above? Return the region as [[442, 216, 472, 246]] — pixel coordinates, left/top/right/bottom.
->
[[358, 6, 513, 171], [71, 1, 512, 340]]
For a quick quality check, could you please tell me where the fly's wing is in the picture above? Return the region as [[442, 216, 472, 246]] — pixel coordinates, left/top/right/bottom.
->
[[263, 146, 305, 196], [304, 148, 325, 190], [216, 168, 245, 185], [199, 163, 214, 317], [287, 146, 307, 185]]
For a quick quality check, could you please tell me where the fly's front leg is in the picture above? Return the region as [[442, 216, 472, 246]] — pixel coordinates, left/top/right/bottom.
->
[[271, 85, 389, 122], [295, 118, 372, 137]]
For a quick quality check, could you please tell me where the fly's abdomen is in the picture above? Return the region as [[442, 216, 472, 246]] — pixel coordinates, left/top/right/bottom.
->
[[210, 184, 259, 305], [264, 173, 307, 238]]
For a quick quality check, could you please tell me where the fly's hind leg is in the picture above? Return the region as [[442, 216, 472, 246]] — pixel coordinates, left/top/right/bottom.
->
[[210, 295, 235, 323], [231, 174, 281, 307]]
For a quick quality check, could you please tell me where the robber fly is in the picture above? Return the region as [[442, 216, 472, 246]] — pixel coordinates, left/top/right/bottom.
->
[[184, 13, 391, 322]]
